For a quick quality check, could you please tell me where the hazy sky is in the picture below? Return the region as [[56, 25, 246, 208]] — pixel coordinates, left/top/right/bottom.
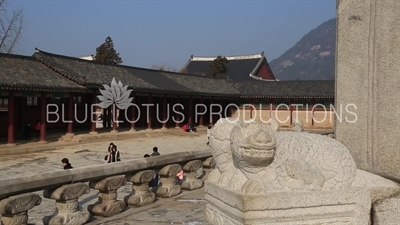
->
[[9, 0, 336, 69]]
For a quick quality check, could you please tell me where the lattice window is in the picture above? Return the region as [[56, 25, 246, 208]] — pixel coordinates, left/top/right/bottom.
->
[[27, 97, 38, 106], [0, 98, 8, 111]]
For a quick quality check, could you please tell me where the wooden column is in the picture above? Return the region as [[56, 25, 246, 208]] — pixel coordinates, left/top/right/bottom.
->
[[209, 98, 214, 125], [289, 99, 294, 125], [7, 93, 15, 145], [220, 99, 224, 119], [311, 98, 316, 126], [250, 98, 255, 119], [39, 94, 47, 143], [175, 96, 180, 128], [107, 107, 112, 129], [162, 95, 167, 129], [90, 93, 97, 134], [130, 94, 136, 131], [67, 94, 74, 134], [147, 95, 153, 130], [199, 97, 204, 126], [188, 97, 193, 124]]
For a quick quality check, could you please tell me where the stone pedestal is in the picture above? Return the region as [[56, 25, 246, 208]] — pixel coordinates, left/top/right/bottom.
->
[[205, 182, 371, 225], [373, 194, 400, 225], [156, 164, 182, 198], [43, 183, 90, 225], [124, 170, 156, 207], [181, 160, 204, 191], [0, 193, 42, 225], [88, 175, 127, 217], [335, 0, 400, 180]]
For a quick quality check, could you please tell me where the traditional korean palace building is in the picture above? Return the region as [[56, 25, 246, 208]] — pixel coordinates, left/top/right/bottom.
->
[[0, 49, 334, 145]]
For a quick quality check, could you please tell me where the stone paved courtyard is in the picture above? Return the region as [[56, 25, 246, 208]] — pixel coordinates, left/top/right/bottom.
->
[[0, 131, 210, 224]]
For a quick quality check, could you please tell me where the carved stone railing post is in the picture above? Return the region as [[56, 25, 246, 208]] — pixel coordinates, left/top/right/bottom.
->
[[181, 160, 204, 190], [202, 157, 216, 181], [124, 170, 156, 207], [42, 183, 91, 225], [156, 164, 182, 198], [0, 193, 41, 225], [87, 175, 127, 217]]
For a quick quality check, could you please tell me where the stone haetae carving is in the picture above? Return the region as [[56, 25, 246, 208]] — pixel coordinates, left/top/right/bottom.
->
[[181, 160, 204, 191], [155, 164, 182, 198], [88, 175, 127, 217], [0, 193, 42, 225], [208, 118, 242, 188], [291, 118, 304, 131], [205, 119, 383, 224], [266, 118, 280, 131], [43, 183, 90, 225], [124, 170, 156, 207]]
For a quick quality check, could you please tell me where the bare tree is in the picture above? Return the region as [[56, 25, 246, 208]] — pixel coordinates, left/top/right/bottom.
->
[[151, 63, 178, 72], [0, 0, 24, 53]]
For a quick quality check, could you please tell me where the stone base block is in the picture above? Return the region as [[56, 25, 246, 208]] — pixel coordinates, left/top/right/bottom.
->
[[124, 192, 156, 207], [43, 211, 90, 225], [87, 200, 126, 217], [181, 179, 204, 191], [205, 182, 371, 225], [373, 194, 400, 224], [0, 212, 28, 225], [156, 185, 181, 198]]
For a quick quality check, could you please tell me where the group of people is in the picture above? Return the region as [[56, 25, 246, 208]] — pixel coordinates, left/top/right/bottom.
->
[[182, 123, 197, 133], [21, 120, 41, 141]]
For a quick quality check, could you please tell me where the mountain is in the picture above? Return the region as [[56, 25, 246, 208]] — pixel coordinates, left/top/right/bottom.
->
[[269, 18, 336, 81]]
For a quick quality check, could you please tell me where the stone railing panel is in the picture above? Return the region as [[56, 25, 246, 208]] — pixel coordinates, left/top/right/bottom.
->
[[181, 160, 204, 191], [87, 175, 127, 217], [156, 164, 182, 198], [42, 183, 91, 225], [0, 193, 41, 225], [124, 170, 156, 207]]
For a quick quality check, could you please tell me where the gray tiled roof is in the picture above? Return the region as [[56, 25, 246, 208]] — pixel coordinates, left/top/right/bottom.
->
[[0, 53, 86, 92], [232, 80, 334, 98]]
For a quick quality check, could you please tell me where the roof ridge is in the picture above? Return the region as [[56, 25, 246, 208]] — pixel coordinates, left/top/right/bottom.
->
[[191, 52, 264, 61], [0, 52, 38, 61]]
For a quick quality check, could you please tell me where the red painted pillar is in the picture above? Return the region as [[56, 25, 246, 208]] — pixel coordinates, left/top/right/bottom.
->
[[130, 94, 136, 131], [7, 93, 14, 145], [311, 98, 316, 126], [250, 98, 254, 119], [67, 94, 73, 134], [210, 98, 214, 125], [162, 95, 167, 128], [199, 97, 204, 126], [147, 95, 153, 130], [40, 94, 47, 142], [290, 99, 294, 125], [175, 96, 180, 128], [188, 97, 193, 124], [91, 93, 97, 133]]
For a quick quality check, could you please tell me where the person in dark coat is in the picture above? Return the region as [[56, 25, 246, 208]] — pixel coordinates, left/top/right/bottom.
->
[[151, 147, 160, 156], [105, 145, 121, 163], [61, 158, 73, 170], [23, 122, 31, 141]]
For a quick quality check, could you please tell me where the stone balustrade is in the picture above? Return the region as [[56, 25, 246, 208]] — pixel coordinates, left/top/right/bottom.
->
[[0, 150, 214, 225]]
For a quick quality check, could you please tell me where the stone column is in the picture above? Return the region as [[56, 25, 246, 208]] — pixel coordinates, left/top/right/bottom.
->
[[88, 175, 127, 217], [202, 157, 216, 182], [181, 160, 204, 191], [156, 164, 182, 198], [0, 193, 42, 225], [39, 94, 47, 143], [335, 0, 400, 179], [124, 170, 156, 207], [7, 93, 15, 146], [43, 183, 90, 225]]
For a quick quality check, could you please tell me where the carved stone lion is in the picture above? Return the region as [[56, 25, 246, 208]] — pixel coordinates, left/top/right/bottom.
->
[[292, 118, 304, 132], [210, 120, 357, 194]]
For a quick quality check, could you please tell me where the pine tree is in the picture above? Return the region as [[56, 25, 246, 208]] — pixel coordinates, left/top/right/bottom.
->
[[208, 56, 229, 77], [93, 36, 123, 65]]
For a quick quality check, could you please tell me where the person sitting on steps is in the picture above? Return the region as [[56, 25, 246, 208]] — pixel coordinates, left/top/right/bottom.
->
[[151, 147, 160, 156]]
